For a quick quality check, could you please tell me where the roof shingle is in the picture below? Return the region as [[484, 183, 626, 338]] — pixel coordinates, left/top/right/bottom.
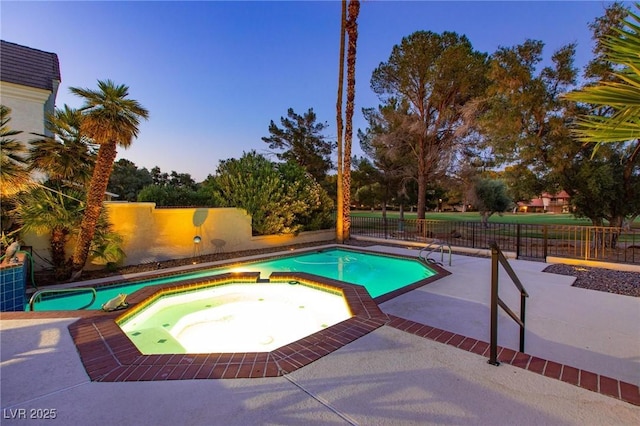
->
[[0, 40, 61, 91]]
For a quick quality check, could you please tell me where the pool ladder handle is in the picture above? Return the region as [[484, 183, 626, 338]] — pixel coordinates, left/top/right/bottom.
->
[[418, 240, 452, 267], [28, 287, 98, 311]]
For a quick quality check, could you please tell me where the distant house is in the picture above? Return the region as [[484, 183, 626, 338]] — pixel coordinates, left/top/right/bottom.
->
[[0, 40, 61, 144], [517, 190, 571, 214]]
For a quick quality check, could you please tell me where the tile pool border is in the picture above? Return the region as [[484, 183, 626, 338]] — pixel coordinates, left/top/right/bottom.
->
[[37, 244, 448, 298], [3, 278, 637, 405], [67, 272, 389, 381]]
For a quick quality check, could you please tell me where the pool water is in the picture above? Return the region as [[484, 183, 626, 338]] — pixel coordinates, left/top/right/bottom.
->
[[30, 248, 436, 311], [119, 282, 352, 354]]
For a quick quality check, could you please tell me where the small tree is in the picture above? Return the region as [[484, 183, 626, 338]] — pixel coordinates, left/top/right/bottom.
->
[[15, 187, 84, 280], [471, 178, 512, 228]]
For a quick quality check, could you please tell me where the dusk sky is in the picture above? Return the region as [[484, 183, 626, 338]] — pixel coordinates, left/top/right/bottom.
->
[[2, 1, 620, 182]]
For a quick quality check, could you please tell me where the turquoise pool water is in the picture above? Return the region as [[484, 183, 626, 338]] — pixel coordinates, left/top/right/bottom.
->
[[29, 248, 436, 311]]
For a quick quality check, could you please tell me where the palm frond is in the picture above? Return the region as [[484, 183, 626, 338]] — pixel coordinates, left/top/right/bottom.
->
[[0, 106, 33, 196], [564, 4, 640, 144], [70, 79, 149, 148]]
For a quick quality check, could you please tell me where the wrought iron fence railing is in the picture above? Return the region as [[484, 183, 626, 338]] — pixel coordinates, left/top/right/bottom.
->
[[350, 216, 640, 266]]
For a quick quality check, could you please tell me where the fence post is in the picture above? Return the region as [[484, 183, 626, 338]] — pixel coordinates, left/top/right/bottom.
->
[[489, 243, 500, 366], [472, 222, 476, 248], [516, 224, 521, 259], [543, 225, 548, 260]]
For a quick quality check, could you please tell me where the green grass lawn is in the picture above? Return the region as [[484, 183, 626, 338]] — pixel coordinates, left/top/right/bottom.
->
[[351, 210, 639, 227]]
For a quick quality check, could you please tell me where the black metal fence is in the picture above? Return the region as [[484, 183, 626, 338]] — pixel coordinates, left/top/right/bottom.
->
[[350, 216, 640, 266]]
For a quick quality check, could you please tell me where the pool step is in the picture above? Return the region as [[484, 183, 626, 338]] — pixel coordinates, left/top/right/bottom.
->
[[125, 327, 186, 354]]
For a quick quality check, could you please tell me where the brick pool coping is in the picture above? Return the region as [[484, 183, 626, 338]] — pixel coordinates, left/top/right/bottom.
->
[[2, 262, 637, 406], [68, 272, 390, 382], [387, 315, 640, 406], [4, 307, 636, 406]]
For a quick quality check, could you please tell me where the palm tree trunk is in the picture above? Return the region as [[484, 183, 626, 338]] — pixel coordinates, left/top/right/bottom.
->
[[335, 0, 347, 244], [50, 228, 70, 280], [70, 141, 118, 279], [343, 0, 360, 241]]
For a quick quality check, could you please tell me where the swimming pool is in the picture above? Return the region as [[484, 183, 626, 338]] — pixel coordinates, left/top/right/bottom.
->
[[30, 247, 438, 311]]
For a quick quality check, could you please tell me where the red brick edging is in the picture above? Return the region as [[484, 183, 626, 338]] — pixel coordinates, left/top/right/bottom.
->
[[68, 272, 389, 381], [386, 315, 640, 406]]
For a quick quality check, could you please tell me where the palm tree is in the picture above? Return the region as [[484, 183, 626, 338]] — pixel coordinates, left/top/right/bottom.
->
[[564, 4, 640, 229], [29, 105, 96, 186], [69, 80, 149, 279], [0, 105, 32, 197], [17, 106, 96, 280], [16, 187, 85, 280], [564, 4, 640, 156], [335, 0, 347, 243], [342, 0, 360, 240]]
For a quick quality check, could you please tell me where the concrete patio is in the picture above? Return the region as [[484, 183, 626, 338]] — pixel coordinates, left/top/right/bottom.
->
[[1, 246, 639, 425]]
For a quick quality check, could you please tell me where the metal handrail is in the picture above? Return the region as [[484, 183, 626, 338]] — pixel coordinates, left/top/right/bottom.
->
[[419, 240, 452, 266], [488, 240, 529, 366], [28, 287, 97, 311]]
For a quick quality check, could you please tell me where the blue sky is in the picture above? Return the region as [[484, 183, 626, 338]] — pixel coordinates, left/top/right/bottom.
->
[[2, 1, 621, 182]]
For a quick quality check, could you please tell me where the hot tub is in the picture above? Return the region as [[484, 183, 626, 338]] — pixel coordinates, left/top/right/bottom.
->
[[118, 281, 352, 354]]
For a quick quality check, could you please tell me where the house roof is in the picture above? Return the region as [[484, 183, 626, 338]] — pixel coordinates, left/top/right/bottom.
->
[[541, 190, 571, 199], [0, 40, 61, 91]]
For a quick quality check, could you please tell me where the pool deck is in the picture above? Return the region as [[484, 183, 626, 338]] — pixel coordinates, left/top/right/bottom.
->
[[1, 245, 639, 425]]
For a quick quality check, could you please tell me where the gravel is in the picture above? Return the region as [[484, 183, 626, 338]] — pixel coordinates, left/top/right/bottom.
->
[[543, 263, 640, 297]]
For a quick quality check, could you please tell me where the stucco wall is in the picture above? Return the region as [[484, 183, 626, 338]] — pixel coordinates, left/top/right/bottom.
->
[[22, 202, 335, 270], [0, 82, 52, 142]]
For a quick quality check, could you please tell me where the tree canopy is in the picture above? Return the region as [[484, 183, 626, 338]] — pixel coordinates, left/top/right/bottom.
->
[[209, 151, 333, 235], [369, 30, 488, 219], [262, 107, 333, 183], [108, 159, 152, 201]]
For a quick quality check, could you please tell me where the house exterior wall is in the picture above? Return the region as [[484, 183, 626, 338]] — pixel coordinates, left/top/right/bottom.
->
[[0, 81, 53, 141], [518, 193, 571, 214], [21, 203, 335, 270]]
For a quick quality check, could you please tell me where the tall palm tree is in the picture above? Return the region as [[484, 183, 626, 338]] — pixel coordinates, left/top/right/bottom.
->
[[69, 80, 148, 279], [0, 105, 32, 197], [342, 0, 360, 240], [335, 0, 347, 243]]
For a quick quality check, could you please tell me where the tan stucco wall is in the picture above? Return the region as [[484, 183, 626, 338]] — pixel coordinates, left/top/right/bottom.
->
[[22, 202, 335, 270]]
